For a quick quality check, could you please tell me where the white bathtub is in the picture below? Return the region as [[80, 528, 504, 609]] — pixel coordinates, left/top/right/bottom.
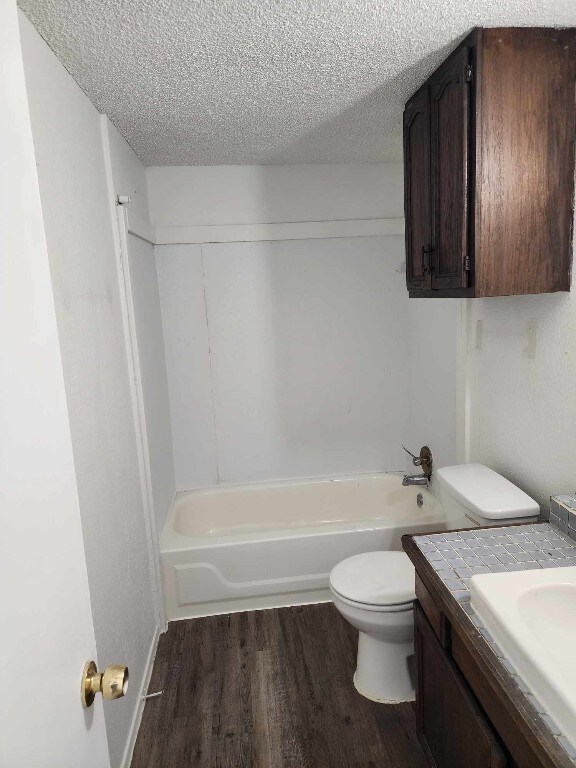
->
[[160, 472, 445, 620]]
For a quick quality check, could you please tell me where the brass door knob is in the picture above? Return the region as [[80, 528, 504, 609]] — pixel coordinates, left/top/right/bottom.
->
[[82, 661, 129, 708]]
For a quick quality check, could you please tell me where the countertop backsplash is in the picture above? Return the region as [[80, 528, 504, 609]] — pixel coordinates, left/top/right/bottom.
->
[[549, 495, 576, 540]]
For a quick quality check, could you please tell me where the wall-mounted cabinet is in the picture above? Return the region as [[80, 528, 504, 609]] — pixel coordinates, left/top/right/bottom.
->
[[404, 27, 576, 298]]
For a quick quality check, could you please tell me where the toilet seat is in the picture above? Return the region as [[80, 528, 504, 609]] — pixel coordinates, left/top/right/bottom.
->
[[329, 551, 415, 609], [330, 587, 413, 612]]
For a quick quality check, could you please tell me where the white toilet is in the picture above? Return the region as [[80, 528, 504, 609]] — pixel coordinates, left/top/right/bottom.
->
[[330, 551, 416, 703], [330, 463, 540, 703]]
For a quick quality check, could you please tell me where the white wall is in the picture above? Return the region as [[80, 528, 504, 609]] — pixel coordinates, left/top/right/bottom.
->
[[409, 299, 462, 473], [147, 163, 404, 227], [20, 15, 158, 766], [1, 2, 109, 765], [106, 118, 150, 223], [127, 233, 175, 531], [467, 257, 576, 509], [157, 236, 414, 488], [103, 115, 174, 557]]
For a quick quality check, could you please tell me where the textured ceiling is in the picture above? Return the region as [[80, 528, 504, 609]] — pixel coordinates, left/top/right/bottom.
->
[[18, 0, 576, 166]]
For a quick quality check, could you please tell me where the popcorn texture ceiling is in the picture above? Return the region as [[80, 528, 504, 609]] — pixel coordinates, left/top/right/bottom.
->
[[18, 0, 576, 166]]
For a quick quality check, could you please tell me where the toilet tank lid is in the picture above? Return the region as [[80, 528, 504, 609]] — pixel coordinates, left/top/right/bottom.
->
[[436, 464, 540, 519]]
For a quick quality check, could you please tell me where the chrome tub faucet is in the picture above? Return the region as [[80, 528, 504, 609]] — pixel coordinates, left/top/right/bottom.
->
[[401, 445, 433, 487]]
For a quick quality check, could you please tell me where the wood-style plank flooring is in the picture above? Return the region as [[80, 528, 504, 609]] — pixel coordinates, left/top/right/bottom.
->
[[131, 603, 426, 768]]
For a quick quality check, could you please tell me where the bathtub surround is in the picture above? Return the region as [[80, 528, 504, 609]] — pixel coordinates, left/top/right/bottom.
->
[[155, 245, 218, 487], [151, 162, 461, 489], [158, 237, 412, 486], [156, 238, 461, 489]]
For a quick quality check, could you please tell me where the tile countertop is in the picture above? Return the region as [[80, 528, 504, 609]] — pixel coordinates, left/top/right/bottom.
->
[[412, 522, 576, 765]]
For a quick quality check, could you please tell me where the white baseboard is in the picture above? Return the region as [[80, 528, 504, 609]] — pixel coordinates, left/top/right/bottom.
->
[[121, 624, 163, 768]]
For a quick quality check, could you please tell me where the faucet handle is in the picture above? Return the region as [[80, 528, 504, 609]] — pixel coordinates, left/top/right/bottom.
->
[[402, 445, 423, 466], [402, 445, 433, 477]]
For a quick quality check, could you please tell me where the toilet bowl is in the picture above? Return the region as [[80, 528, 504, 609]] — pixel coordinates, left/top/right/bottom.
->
[[330, 464, 540, 703], [329, 551, 415, 703]]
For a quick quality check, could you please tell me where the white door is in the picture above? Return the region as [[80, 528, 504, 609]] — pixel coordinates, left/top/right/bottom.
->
[[0, 2, 110, 765]]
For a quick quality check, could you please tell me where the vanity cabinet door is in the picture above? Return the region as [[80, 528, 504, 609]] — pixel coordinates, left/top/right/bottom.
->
[[414, 602, 507, 768]]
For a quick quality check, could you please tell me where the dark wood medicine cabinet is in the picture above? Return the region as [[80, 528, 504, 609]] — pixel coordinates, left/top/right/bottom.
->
[[404, 27, 576, 298]]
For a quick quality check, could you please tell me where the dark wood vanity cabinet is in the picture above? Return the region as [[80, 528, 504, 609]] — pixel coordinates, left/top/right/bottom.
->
[[404, 27, 576, 298], [415, 603, 507, 768], [404, 539, 574, 768]]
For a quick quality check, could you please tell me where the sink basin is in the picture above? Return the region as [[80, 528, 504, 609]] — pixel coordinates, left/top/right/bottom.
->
[[470, 566, 576, 749]]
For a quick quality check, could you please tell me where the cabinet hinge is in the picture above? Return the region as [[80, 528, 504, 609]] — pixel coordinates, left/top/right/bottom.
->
[[465, 64, 473, 83], [464, 253, 471, 271]]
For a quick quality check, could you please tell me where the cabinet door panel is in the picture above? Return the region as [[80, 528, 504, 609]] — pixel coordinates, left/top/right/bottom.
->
[[404, 87, 432, 291], [430, 46, 471, 289], [415, 603, 507, 768]]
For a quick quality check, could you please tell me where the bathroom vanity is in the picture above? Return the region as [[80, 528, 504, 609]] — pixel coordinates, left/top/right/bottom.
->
[[403, 525, 576, 768]]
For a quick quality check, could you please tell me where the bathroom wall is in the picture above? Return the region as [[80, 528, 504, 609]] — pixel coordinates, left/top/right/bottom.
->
[[409, 299, 464, 473], [1, 3, 109, 764], [103, 117, 175, 532], [105, 118, 151, 223], [19, 14, 158, 766], [147, 163, 404, 228], [126, 232, 175, 531], [467, 236, 576, 508]]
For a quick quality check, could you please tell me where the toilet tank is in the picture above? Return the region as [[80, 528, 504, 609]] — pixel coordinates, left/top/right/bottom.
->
[[437, 464, 540, 530]]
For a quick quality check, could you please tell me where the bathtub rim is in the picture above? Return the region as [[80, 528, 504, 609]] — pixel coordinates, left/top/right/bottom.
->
[[161, 470, 442, 553]]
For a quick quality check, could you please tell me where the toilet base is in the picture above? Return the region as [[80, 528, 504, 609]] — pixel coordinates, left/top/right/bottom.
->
[[353, 631, 415, 703]]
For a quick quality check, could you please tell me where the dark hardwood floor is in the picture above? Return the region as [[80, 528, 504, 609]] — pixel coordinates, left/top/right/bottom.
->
[[131, 603, 427, 768]]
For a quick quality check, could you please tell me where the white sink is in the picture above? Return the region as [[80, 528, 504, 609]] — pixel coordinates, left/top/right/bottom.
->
[[470, 566, 576, 749]]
